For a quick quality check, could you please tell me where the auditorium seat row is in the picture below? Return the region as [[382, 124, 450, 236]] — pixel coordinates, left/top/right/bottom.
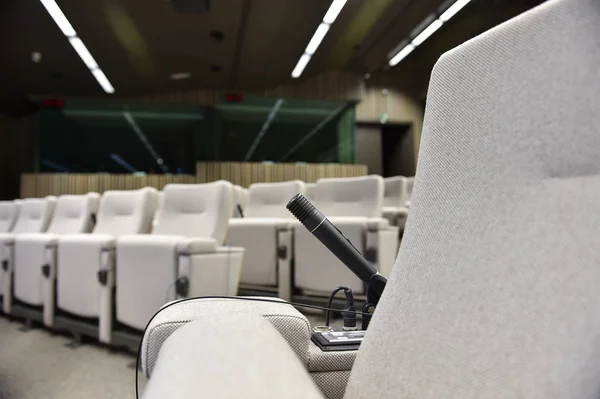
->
[[0, 174, 412, 342]]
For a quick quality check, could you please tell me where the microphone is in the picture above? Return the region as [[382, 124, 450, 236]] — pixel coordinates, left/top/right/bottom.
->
[[286, 193, 387, 305]]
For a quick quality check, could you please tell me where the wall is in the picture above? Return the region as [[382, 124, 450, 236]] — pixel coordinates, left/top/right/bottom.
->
[[0, 115, 38, 200], [355, 125, 382, 175], [20, 174, 196, 198], [196, 162, 367, 187]]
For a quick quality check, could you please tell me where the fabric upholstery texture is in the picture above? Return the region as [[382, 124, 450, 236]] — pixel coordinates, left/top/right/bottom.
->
[[346, 0, 600, 398], [141, 298, 310, 377], [142, 314, 324, 399]]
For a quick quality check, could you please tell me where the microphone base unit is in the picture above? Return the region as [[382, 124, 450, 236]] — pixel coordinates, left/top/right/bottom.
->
[[311, 327, 365, 352]]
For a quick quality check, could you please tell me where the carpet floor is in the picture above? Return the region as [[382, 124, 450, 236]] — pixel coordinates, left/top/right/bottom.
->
[[0, 317, 146, 399]]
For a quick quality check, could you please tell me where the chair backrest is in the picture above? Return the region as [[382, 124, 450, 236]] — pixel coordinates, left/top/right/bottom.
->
[[346, 1, 600, 398], [93, 187, 158, 236], [152, 181, 233, 244], [304, 183, 316, 201], [405, 177, 414, 204], [152, 191, 164, 228], [232, 185, 248, 218], [314, 175, 383, 218], [383, 176, 408, 208], [246, 181, 305, 219], [46, 193, 100, 234], [11, 197, 56, 234], [0, 200, 21, 233]]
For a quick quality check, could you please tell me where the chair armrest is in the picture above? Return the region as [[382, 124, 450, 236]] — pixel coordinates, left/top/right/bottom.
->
[[177, 237, 218, 255], [229, 217, 292, 230], [0, 233, 15, 246], [143, 314, 324, 399], [59, 234, 116, 250], [141, 297, 310, 377], [15, 233, 60, 248]]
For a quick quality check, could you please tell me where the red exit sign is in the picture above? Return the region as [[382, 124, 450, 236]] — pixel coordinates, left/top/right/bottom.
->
[[225, 93, 243, 102], [42, 98, 65, 108]]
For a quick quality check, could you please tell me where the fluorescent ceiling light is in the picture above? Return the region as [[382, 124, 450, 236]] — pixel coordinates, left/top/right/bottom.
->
[[389, 44, 415, 66], [68, 37, 98, 69], [170, 72, 191, 80], [291, 0, 349, 78], [39, 0, 115, 93], [291, 54, 312, 78], [40, 0, 76, 37], [305, 23, 330, 55], [91, 68, 115, 94], [440, 0, 471, 22], [412, 19, 444, 46], [323, 0, 348, 24]]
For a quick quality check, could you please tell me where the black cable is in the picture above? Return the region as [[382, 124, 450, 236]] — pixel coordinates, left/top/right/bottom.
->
[[325, 286, 351, 327], [135, 295, 371, 398]]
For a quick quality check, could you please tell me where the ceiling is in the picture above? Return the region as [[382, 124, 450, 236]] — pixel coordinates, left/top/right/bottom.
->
[[0, 0, 546, 109]]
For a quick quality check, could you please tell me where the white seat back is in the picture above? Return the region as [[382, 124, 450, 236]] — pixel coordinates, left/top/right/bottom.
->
[[232, 186, 248, 218], [246, 181, 305, 219], [93, 187, 158, 236], [314, 175, 383, 218], [153, 181, 233, 244], [304, 183, 316, 201], [0, 200, 21, 233], [383, 176, 408, 208], [405, 177, 414, 205], [11, 197, 57, 234], [46, 193, 100, 234]]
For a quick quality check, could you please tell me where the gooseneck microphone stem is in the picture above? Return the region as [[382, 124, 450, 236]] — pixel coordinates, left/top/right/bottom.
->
[[287, 193, 387, 305]]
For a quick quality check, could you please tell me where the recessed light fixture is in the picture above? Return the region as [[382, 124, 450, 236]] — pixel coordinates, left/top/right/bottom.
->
[[39, 0, 114, 93], [170, 72, 192, 80], [291, 0, 349, 78]]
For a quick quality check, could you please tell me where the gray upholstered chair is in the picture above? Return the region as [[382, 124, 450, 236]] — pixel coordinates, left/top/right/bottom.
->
[[140, 0, 600, 397]]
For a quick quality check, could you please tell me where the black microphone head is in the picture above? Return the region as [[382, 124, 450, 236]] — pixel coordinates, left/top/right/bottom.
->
[[286, 193, 324, 231]]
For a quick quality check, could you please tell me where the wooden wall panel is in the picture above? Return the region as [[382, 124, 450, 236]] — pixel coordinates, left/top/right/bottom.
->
[[196, 162, 367, 187], [20, 174, 196, 198]]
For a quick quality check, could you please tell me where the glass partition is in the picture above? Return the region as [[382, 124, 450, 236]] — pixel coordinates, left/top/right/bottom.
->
[[38, 96, 356, 173]]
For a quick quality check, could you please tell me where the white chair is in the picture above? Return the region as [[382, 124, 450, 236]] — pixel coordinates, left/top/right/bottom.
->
[[227, 181, 305, 300], [293, 175, 399, 294], [152, 192, 164, 230], [0, 200, 21, 233], [12, 193, 99, 325], [54, 187, 158, 343], [405, 176, 414, 207], [232, 185, 248, 218], [115, 181, 244, 331], [1, 197, 56, 314], [382, 176, 410, 230], [305, 183, 316, 201]]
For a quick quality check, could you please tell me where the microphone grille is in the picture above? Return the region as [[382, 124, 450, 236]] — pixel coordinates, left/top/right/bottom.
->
[[286, 193, 322, 230]]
